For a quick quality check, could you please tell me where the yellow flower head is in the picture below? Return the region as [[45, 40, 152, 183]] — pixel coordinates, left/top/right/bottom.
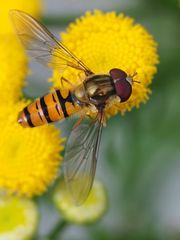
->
[[0, 101, 64, 197], [0, 0, 42, 34], [54, 180, 107, 224], [50, 10, 159, 116], [0, 195, 38, 240], [0, 34, 27, 103]]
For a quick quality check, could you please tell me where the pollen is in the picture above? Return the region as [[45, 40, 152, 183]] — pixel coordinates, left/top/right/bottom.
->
[[0, 195, 38, 240], [0, 0, 42, 34], [50, 10, 159, 116], [0, 35, 28, 103], [0, 101, 64, 197]]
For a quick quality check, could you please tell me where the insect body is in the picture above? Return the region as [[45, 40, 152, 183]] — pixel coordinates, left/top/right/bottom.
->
[[10, 10, 135, 205], [18, 89, 82, 128], [19, 73, 132, 128]]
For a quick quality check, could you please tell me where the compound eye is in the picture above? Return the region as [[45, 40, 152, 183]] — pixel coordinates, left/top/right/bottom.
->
[[115, 79, 132, 102], [109, 68, 127, 81], [109, 68, 132, 102]]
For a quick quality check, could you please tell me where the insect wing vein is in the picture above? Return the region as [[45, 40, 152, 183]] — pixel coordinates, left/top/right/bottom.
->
[[63, 114, 103, 205], [9, 9, 93, 75]]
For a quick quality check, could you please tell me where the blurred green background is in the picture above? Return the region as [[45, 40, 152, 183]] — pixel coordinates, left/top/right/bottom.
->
[[25, 0, 180, 239]]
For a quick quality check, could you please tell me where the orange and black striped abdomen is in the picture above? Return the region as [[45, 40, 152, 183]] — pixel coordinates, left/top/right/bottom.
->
[[18, 89, 82, 128]]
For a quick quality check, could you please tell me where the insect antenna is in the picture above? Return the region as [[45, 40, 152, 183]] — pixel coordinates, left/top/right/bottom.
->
[[130, 72, 141, 84], [133, 80, 141, 84]]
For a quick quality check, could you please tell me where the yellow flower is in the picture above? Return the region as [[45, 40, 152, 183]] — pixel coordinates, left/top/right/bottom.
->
[[0, 34, 27, 103], [54, 180, 107, 224], [0, 101, 64, 197], [0, 195, 38, 240], [50, 10, 159, 116], [0, 0, 42, 34]]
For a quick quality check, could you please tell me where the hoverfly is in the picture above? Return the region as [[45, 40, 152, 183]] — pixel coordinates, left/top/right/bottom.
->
[[10, 10, 137, 205]]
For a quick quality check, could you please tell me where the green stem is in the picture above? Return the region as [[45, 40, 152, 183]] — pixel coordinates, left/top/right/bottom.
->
[[48, 219, 68, 240]]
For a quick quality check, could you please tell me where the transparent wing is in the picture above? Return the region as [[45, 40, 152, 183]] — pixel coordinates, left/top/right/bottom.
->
[[64, 111, 104, 205], [9, 9, 93, 75]]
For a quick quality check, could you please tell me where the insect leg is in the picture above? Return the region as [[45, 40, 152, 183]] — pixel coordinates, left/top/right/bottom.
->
[[60, 76, 74, 88], [72, 113, 86, 130]]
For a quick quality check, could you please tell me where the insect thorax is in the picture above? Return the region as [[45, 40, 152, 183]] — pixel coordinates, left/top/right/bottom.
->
[[74, 74, 116, 107]]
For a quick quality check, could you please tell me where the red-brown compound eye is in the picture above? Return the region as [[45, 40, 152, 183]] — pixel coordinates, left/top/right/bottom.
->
[[109, 68, 132, 102], [109, 68, 127, 81]]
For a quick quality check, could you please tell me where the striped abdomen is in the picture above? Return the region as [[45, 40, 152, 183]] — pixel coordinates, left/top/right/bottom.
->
[[18, 89, 82, 128]]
